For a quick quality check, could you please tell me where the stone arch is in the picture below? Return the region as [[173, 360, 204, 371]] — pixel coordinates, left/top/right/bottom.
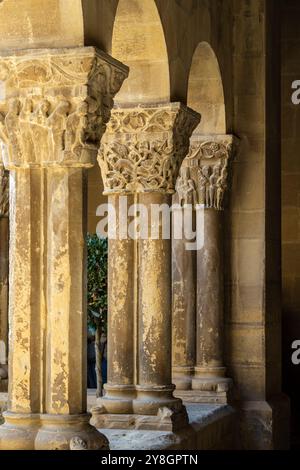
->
[[187, 41, 226, 134], [111, 0, 170, 104]]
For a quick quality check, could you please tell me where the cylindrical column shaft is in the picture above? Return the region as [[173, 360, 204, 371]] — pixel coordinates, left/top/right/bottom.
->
[[133, 192, 182, 415], [0, 169, 44, 449], [193, 209, 225, 386], [172, 207, 196, 390], [45, 167, 87, 415], [101, 194, 135, 413], [0, 214, 9, 385]]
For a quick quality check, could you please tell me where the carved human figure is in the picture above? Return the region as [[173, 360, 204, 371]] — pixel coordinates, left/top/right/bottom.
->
[[216, 162, 228, 210], [209, 163, 222, 208], [85, 97, 100, 143], [65, 101, 88, 153], [47, 100, 70, 158], [176, 167, 196, 206], [5, 99, 22, 162], [198, 167, 209, 205], [201, 165, 211, 207], [31, 99, 51, 163], [18, 98, 35, 163]]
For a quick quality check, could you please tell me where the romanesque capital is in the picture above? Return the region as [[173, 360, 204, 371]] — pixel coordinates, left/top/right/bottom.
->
[[0, 47, 129, 169], [0, 167, 8, 217], [175, 134, 238, 210], [98, 103, 200, 194]]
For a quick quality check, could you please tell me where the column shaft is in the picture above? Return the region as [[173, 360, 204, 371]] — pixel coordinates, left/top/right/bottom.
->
[[133, 192, 181, 414], [103, 194, 135, 413], [194, 209, 225, 380], [0, 195, 9, 386], [45, 167, 87, 415], [172, 210, 196, 390]]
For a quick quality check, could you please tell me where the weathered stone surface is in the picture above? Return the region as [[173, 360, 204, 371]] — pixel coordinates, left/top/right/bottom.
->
[[0, 168, 8, 386], [0, 46, 128, 450], [99, 104, 200, 194], [96, 104, 199, 430], [172, 134, 236, 403]]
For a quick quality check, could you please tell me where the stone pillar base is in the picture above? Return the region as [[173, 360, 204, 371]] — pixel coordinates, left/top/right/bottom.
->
[[132, 385, 183, 415], [172, 367, 194, 391], [237, 395, 290, 450], [99, 384, 135, 414], [91, 406, 189, 432], [0, 412, 109, 450], [174, 377, 233, 404], [0, 412, 40, 450]]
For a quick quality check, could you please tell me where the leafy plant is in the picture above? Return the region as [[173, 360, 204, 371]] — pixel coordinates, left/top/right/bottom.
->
[[87, 234, 108, 396]]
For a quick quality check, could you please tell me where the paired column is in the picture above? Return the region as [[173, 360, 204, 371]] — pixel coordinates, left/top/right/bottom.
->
[[0, 47, 128, 449], [93, 104, 200, 430], [0, 168, 8, 388], [172, 134, 236, 403]]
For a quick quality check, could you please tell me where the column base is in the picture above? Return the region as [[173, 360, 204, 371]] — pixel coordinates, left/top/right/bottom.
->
[[132, 384, 183, 415], [92, 384, 189, 432], [91, 405, 189, 432], [174, 374, 233, 404], [0, 412, 109, 450], [35, 413, 109, 450], [0, 412, 40, 450], [172, 366, 193, 391], [97, 384, 135, 414]]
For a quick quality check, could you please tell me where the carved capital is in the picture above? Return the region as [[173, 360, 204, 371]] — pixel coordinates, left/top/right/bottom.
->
[[0, 167, 8, 217], [98, 103, 200, 194], [175, 134, 238, 210], [0, 47, 128, 169]]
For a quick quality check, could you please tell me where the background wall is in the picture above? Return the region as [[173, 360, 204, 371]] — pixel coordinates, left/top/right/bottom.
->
[[0, 0, 83, 50], [83, 0, 234, 233], [281, 0, 300, 448]]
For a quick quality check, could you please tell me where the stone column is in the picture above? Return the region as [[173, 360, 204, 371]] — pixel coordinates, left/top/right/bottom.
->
[[171, 204, 196, 391], [172, 134, 236, 404], [0, 168, 8, 389], [104, 193, 136, 414], [0, 47, 128, 450], [93, 104, 200, 430]]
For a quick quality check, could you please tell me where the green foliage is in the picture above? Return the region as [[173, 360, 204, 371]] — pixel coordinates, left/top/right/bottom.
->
[[87, 234, 108, 333]]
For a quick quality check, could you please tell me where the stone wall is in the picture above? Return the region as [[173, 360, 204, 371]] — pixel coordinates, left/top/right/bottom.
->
[[0, 0, 83, 49], [281, 0, 300, 447]]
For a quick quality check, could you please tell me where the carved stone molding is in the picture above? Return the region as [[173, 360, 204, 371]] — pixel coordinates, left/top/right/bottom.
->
[[98, 104, 200, 194], [0, 47, 129, 169], [175, 134, 238, 210], [0, 168, 8, 217]]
